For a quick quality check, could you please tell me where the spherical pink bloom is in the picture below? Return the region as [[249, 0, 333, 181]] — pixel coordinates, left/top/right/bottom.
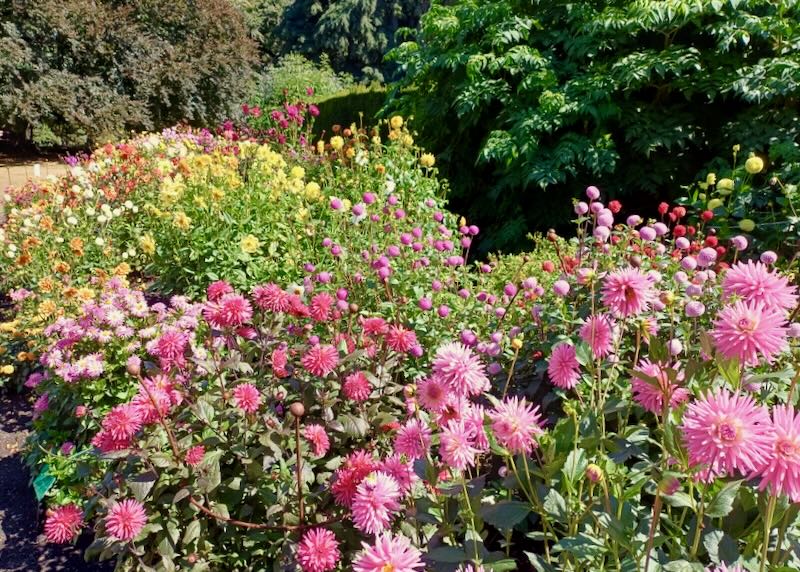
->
[[44, 504, 83, 543], [681, 390, 774, 480], [75, 405, 88, 418], [722, 260, 798, 311], [601, 267, 654, 317], [754, 405, 800, 502], [631, 359, 690, 415], [579, 314, 615, 359], [343, 371, 372, 402], [432, 342, 489, 397], [351, 472, 401, 534], [416, 376, 449, 412], [379, 454, 418, 495], [440, 419, 480, 471], [206, 280, 233, 302], [301, 344, 339, 377], [297, 528, 340, 572], [185, 445, 205, 467], [394, 418, 432, 459], [353, 534, 424, 572], [204, 293, 253, 328], [361, 317, 388, 336], [385, 325, 418, 353], [232, 382, 261, 413], [547, 343, 581, 389], [489, 397, 544, 454], [711, 300, 789, 365], [309, 292, 335, 322], [271, 347, 289, 378], [105, 499, 147, 541], [332, 451, 378, 508], [303, 424, 330, 457], [252, 283, 291, 312], [102, 404, 143, 441], [152, 327, 188, 370], [553, 280, 570, 297]]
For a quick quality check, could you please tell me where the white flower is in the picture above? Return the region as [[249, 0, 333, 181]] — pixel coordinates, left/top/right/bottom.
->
[[101, 203, 112, 213], [7, 244, 16, 252], [122, 252, 129, 260], [112, 208, 122, 217], [95, 237, 105, 246], [55, 237, 64, 244], [83, 188, 94, 199], [97, 215, 107, 224], [124, 201, 134, 209], [131, 206, 139, 213], [85, 207, 96, 216], [67, 216, 78, 225]]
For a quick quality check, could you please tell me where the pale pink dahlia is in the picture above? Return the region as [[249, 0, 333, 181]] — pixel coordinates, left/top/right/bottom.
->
[[232, 382, 261, 413], [44, 504, 83, 543], [343, 371, 372, 402], [105, 499, 147, 541], [303, 424, 331, 457], [440, 419, 480, 471], [579, 314, 615, 359], [432, 342, 490, 397], [722, 260, 798, 311], [547, 343, 581, 389], [754, 405, 800, 502], [681, 390, 774, 480], [353, 534, 424, 572], [416, 375, 450, 412], [301, 344, 339, 377], [711, 300, 788, 365], [297, 528, 340, 572], [489, 397, 544, 454], [184, 445, 205, 467], [631, 359, 690, 415], [601, 267, 654, 317], [393, 418, 432, 459], [351, 471, 402, 534]]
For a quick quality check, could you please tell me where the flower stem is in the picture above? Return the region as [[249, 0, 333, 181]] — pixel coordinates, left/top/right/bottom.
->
[[760, 493, 778, 572]]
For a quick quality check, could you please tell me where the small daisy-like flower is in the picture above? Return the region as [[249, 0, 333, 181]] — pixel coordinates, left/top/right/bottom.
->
[[579, 314, 615, 359], [105, 499, 147, 541], [711, 300, 788, 365], [547, 343, 581, 389], [44, 504, 83, 543], [489, 397, 544, 454], [432, 342, 490, 396], [394, 418, 432, 459], [184, 445, 205, 467], [343, 371, 372, 402], [601, 267, 654, 317], [631, 359, 690, 415], [303, 424, 331, 457], [352, 472, 402, 534], [301, 345, 339, 377], [754, 405, 800, 502], [232, 383, 261, 413], [297, 528, 340, 572], [440, 419, 480, 472], [353, 534, 424, 572], [723, 260, 798, 311]]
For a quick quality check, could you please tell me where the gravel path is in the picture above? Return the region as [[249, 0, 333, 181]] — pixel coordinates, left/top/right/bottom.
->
[[0, 392, 110, 571]]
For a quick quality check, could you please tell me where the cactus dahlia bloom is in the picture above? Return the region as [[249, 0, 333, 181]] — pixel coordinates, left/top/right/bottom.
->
[[353, 534, 424, 572], [547, 343, 581, 389], [351, 472, 401, 534], [753, 405, 800, 502], [297, 528, 340, 572], [711, 300, 788, 365], [44, 504, 83, 543], [601, 267, 654, 317], [722, 260, 798, 311], [489, 396, 544, 454], [105, 499, 147, 541]]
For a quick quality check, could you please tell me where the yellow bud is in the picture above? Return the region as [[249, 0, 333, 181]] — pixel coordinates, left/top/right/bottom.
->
[[511, 338, 523, 350], [390, 115, 404, 130], [739, 218, 756, 232], [707, 198, 723, 210], [717, 178, 735, 195], [745, 155, 764, 175], [706, 173, 716, 186]]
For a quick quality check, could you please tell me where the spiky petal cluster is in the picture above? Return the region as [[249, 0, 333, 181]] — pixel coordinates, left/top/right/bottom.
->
[[601, 267, 654, 317], [203, 293, 253, 328], [351, 472, 402, 534], [44, 504, 83, 543], [489, 397, 544, 454], [301, 344, 339, 377], [105, 499, 147, 541], [343, 371, 372, 402], [754, 405, 800, 502], [331, 451, 378, 508], [440, 419, 480, 471], [631, 359, 690, 415], [579, 314, 615, 359], [711, 300, 788, 365], [547, 343, 581, 389], [394, 418, 432, 459], [722, 260, 798, 311], [251, 283, 291, 312], [232, 383, 261, 413], [303, 424, 331, 457], [297, 528, 340, 572], [353, 534, 424, 572], [432, 342, 490, 396]]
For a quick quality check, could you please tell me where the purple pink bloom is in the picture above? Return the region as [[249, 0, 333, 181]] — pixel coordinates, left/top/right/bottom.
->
[[303, 424, 331, 457], [722, 260, 798, 311], [440, 419, 480, 472], [44, 504, 83, 543], [631, 359, 690, 415], [343, 371, 372, 402], [489, 397, 544, 454], [711, 300, 788, 365], [233, 383, 261, 413], [105, 499, 147, 541], [579, 314, 615, 359], [601, 267, 654, 317], [297, 528, 340, 572], [754, 405, 800, 502], [547, 343, 581, 389], [351, 472, 402, 534], [431, 342, 490, 397], [394, 418, 432, 459], [353, 534, 424, 572]]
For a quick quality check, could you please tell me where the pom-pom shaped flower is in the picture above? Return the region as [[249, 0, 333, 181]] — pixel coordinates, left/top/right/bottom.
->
[[44, 504, 83, 544], [352, 471, 402, 534], [184, 445, 205, 467], [309, 292, 335, 322], [547, 343, 581, 389], [301, 344, 339, 377], [601, 267, 654, 317], [303, 424, 331, 457], [432, 342, 490, 396], [105, 499, 147, 541], [711, 300, 788, 365], [204, 293, 253, 328], [331, 450, 378, 508], [101, 404, 143, 441], [343, 371, 372, 402], [232, 383, 261, 413], [206, 280, 233, 302], [722, 260, 798, 311], [631, 359, 690, 415], [297, 528, 340, 572], [385, 325, 418, 353], [353, 534, 424, 572], [489, 397, 544, 454]]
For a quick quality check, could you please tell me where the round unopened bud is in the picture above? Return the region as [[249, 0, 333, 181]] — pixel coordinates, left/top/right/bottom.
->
[[126, 360, 141, 377], [289, 402, 305, 418], [629, 255, 642, 268], [187, 554, 198, 564], [349, 303, 359, 313], [658, 475, 681, 496], [586, 464, 604, 483], [511, 338, 523, 350], [547, 229, 558, 242]]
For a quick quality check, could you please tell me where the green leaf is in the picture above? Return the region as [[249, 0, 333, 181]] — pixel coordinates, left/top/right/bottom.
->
[[182, 520, 201, 546], [479, 500, 531, 530], [33, 465, 56, 501], [543, 489, 568, 523], [426, 546, 467, 562], [129, 470, 158, 502], [703, 529, 739, 565], [562, 449, 588, 485], [556, 533, 606, 559], [705, 480, 743, 518]]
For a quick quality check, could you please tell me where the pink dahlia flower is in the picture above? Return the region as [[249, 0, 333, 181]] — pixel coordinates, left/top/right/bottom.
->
[[297, 528, 340, 572], [101, 404, 143, 441], [271, 347, 290, 378], [681, 390, 774, 480], [711, 300, 788, 365], [352, 471, 402, 534], [252, 283, 291, 312], [301, 344, 339, 377], [379, 454, 418, 495], [184, 445, 205, 467], [232, 382, 261, 413], [601, 267, 654, 317], [309, 292, 335, 322], [547, 343, 581, 389], [105, 499, 147, 541], [416, 375, 449, 412], [489, 396, 544, 454], [394, 418, 432, 459], [44, 504, 83, 543], [204, 293, 253, 328], [303, 424, 331, 457], [579, 314, 615, 359], [353, 534, 424, 572], [385, 325, 418, 353], [722, 260, 798, 311], [440, 419, 480, 471], [432, 342, 490, 397], [754, 404, 800, 502], [631, 359, 690, 415], [343, 371, 372, 402], [331, 450, 378, 508], [206, 280, 233, 302], [361, 316, 388, 336]]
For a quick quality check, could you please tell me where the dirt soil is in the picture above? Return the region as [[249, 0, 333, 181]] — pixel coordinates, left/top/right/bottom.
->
[[0, 392, 111, 571]]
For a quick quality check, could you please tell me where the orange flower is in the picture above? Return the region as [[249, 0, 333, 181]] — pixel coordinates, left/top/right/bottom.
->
[[53, 261, 71, 274], [69, 237, 84, 256], [113, 262, 131, 276], [39, 216, 54, 231]]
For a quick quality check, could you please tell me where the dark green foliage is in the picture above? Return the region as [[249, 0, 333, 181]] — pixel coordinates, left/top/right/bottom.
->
[[313, 86, 387, 136], [0, 0, 257, 147], [388, 0, 800, 253]]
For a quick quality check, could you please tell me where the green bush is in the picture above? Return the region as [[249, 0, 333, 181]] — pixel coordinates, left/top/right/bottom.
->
[[313, 86, 388, 135], [257, 54, 355, 107], [0, 0, 257, 148], [388, 0, 800, 252]]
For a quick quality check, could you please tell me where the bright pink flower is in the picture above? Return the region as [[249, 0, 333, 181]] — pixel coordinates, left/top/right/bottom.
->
[[185, 445, 205, 467], [44, 504, 83, 543], [105, 499, 147, 541], [252, 283, 291, 312], [440, 419, 480, 471], [579, 314, 615, 359], [416, 376, 449, 412], [206, 280, 233, 302], [297, 528, 340, 572], [301, 345, 339, 377], [361, 317, 388, 336], [489, 397, 544, 454], [394, 418, 432, 459], [711, 300, 788, 365], [343, 371, 372, 402], [601, 267, 654, 317], [352, 471, 402, 534], [385, 325, 418, 353], [271, 347, 290, 378], [379, 454, 418, 494], [303, 424, 330, 457], [204, 293, 253, 328], [233, 383, 261, 413], [152, 327, 188, 370], [722, 260, 798, 311], [432, 342, 489, 396], [353, 534, 424, 572], [631, 359, 690, 415], [332, 451, 378, 508], [754, 405, 800, 502], [547, 343, 581, 389], [309, 292, 335, 322], [681, 390, 774, 480], [91, 429, 130, 453], [33, 393, 49, 418]]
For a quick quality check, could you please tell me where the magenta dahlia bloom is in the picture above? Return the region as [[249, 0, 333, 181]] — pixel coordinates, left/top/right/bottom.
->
[[206, 280, 233, 302], [251, 283, 291, 312], [711, 300, 788, 365], [152, 327, 188, 370], [547, 343, 581, 389], [331, 451, 378, 508], [353, 534, 424, 572], [297, 528, 340, 572], [301, 344, 339, 377], [722, 260, 798, 311], [101, 404, 143, 441], [105, 499, 147, 541], [385, 325, 418, 353], [579, 314, 615, 359], [432, 342, 490, 396], [303, 424, 331, 457], [489, 397, 544, 454], [379, 454, 418, 495], [309, 292, 335, 322], [416, 375, 449, 412], [184, 445, 205, 467], [394, 418, 432, 459], [44, 504, 83, 543], [351, 472, 402, 534], [232, 382, 261, 413], [204, 293, 253, 328], [343, 371, 372, 402], [681, 390, 774, 480], [601, 267, 654, 317], [754, 405, 800, 502], [631, 359, 690, 415], [440, 419, 480, 471]]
